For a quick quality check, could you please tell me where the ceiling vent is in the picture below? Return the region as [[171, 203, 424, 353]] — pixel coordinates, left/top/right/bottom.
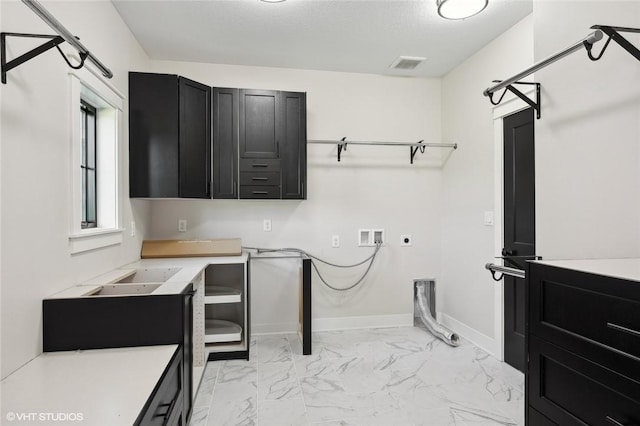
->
[[389, 56, 427, 70]]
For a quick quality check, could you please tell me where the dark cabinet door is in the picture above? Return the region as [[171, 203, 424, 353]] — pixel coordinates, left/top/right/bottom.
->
[[280, 91, 307, 199], [239, 89, 280, 159], [213, 88, 239, 198], [129, 72, 211, 199], [179, 78, 211, 199], [129, 72, 180, 198]]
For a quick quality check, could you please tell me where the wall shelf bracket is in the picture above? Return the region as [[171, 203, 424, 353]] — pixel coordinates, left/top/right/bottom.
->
[[587, 25, 640, 62], [487, 81, 541, 119], [337, 137, 347, 162], [1, 32, 72, 84], [410, 140, 425, 164]]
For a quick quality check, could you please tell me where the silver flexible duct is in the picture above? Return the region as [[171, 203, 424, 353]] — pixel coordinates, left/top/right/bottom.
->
[[414, 281, 460, 347]]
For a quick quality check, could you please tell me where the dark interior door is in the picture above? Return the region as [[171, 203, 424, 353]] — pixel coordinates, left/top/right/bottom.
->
[[503, 107, 535, 372]]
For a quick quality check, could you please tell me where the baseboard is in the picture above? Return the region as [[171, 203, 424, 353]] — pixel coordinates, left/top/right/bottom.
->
[[312, 313, 414, 332], [437, 312, 499, 357], [252, 322, 298, 335]]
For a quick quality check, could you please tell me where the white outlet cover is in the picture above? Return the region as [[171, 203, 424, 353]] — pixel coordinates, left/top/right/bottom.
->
[[332, 235, 340, 248], [178, 219, 187, 232], [263, 219, 272, 232], [483, 211, 494, 226]]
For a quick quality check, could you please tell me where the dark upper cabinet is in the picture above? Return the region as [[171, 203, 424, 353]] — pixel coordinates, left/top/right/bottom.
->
[[213, 88, 239, 199], [215, 87, 305, 200], [129, 72, 211, 198], [239, 89, 281, 159], [280, 91, 307, 199]]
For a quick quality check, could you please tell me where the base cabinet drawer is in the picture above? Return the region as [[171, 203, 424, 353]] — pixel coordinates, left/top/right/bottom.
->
[[136, 347, 185, 426], [528, 337, 640, 426]]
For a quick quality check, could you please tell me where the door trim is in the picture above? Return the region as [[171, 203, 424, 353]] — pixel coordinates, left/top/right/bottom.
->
[[492, 88, 535, 361]]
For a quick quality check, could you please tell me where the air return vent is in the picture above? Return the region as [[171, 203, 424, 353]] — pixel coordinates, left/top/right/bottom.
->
[[389, 56, 427, 70]]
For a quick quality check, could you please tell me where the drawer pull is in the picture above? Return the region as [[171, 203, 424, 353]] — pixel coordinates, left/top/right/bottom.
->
[[252, 177, 269, 181], [252, 164, 268, 168], [252, 191, 269, 195], [606, 416, 633, 426], [607, 322, 640, 338]]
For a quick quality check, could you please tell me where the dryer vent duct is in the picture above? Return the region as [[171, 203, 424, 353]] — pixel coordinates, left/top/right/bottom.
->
[[414, 279, 460, 347]]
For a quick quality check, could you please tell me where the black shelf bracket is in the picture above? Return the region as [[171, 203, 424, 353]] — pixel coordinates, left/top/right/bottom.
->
[[410, 140, 425, 165], [337, 137, 347, 162], [487, 81, 541, 119], [1, 32, 87, 84], [587, 25, 640, 62]]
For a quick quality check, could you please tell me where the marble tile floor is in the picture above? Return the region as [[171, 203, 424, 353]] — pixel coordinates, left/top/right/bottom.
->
[[189, 325, 524, 426]]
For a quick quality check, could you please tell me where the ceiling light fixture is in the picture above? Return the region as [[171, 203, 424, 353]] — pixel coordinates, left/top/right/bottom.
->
[[260, 0, 286, 3], [436, 0, 488, 20]]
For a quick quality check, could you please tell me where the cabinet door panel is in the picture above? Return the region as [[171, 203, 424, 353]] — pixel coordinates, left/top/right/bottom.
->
[[528, 336, 640, 426], [179, 77, 211, 198], [213, 88, 239, 199], [239, 89, 280, 158], [280, 92, 306, 199], [528, 263, 640, 382], [129, 73, 179, 198]]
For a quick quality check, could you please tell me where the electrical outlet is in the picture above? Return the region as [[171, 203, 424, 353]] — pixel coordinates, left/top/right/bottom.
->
[[178, 219, 187, 232], [401, 234, 412, 246], [131, 221, 136, 237], [332, 235, 340, 248], [263, 219, 272, 232]]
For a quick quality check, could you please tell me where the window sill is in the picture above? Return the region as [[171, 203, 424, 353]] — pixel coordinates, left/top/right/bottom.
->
[[69, 228, 124, 254]]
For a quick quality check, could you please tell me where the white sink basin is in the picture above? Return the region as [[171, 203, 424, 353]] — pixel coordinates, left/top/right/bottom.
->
[[116, 267, 181, 283], [83, 283, 162, 297]]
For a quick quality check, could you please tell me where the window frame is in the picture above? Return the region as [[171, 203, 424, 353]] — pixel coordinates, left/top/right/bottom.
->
[[80, 99, 98, 229], [68, 69, 125, 254]]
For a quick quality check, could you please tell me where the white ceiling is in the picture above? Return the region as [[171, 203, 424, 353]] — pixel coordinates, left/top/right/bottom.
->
[[112, 0, 532, 77]]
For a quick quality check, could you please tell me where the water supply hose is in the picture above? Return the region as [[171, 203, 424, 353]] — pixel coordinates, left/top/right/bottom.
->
[[414, 281, 460, 347]]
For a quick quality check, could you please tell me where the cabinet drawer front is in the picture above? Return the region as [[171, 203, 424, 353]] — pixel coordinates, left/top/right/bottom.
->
[[240, 172, 280, 186], [240, 185, 280, 199], [528, 264, 640, 379], [240, 158, 281, 172], [528, 337, 640, 426]]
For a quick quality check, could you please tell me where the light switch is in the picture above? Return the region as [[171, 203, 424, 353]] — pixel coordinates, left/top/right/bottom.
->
[[484, 211, 494, 226]]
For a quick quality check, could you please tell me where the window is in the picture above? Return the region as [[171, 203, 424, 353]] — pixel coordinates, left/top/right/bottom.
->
[[81, 100, 97, 229], [68, 70, 124, 254]]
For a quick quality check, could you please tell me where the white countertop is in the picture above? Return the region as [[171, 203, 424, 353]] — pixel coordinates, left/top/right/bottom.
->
[[1, 345, 178, 426], [46, 253, 249, 299], [534, 258, 640, 282]]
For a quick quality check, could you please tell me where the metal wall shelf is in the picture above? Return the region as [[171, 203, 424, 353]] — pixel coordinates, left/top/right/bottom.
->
[[308, 138, 458, 164]]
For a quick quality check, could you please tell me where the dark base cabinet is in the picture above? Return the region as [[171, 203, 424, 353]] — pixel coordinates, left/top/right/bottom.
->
[[136, 347, 185, 426], [42, 286, 195, 425], [525, 262, 640, 426]]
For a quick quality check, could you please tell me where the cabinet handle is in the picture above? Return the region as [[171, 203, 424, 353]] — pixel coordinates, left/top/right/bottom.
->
[[252, 177, 268, 181], [252, 163, 268, 168], [606, 416, 633, 426], [607, 322, 640, 338], [252, 191, 268, 195], [156, 397, 178, 424]]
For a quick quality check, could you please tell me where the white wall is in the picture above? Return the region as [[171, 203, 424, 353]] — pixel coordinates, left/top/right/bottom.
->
[[1, 1, 150, 378], [533, 1, 640, 259], [440, 16, 534, 352], [144, 61, 444, 333]]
